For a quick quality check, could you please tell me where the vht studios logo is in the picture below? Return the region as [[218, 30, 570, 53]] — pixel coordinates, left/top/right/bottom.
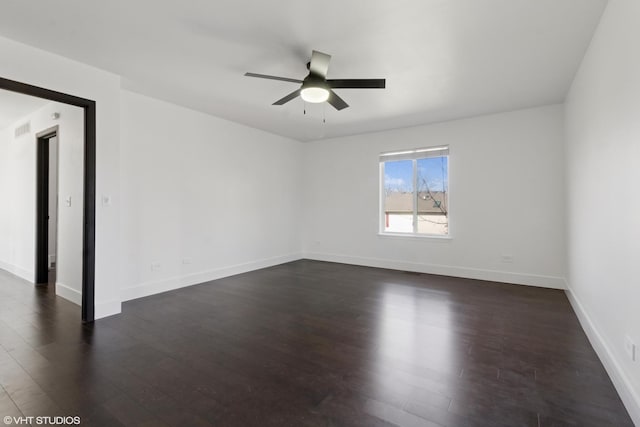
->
[[3, 416, 81, 425]]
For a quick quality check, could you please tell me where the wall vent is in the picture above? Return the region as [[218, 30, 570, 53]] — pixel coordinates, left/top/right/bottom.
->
[[14, 121, 31, 138]]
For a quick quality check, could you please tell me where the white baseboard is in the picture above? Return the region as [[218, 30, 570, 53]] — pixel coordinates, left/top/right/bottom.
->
[[95, 299, 122, 320], [303, 252, 565, 289], [565, 281, 640, 426], [121, 253, 302, 302], [55, 281, 81, 306], [0, 260, 33, 283]]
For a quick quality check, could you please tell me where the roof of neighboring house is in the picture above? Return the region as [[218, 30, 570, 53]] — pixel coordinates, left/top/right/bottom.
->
[[384, 191, 447, 214]]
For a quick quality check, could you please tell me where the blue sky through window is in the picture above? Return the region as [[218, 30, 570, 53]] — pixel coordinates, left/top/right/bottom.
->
[[384, 157, 448, 193]]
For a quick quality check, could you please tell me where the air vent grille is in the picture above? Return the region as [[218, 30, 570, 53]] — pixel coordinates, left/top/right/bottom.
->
[[14, 122, 31, 138]]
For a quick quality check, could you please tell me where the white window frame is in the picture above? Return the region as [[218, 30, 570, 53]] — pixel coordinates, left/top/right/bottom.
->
[[379, 146, 451, 238]]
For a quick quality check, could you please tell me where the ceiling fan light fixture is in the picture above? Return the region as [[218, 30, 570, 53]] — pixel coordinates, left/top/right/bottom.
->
[[300, 86, 329, 103]]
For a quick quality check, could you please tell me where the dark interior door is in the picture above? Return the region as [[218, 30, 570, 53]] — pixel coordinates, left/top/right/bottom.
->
[[35, 133, 54, 284]]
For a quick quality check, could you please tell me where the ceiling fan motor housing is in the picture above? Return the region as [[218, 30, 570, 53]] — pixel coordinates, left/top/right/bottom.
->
[[302, 74, 328, 90], [301, 74, 330, 103]]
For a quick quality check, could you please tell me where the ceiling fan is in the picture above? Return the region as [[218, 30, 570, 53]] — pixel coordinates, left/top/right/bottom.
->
[[244, 50, 385, 111]]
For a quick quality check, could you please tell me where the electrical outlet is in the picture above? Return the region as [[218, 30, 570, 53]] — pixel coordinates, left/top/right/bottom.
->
[[101, 195, 111, 206], [624, 335, 636, 361], [151, 262, 161, 271], [182, 258, 192, 265], [501, 254, 514, 263]]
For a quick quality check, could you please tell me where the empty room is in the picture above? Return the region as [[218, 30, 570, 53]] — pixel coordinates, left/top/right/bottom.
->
[[0, 0, 638, 426]]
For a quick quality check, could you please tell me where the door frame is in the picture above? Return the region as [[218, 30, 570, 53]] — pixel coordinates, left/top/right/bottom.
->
[[0, 77, 96, 322]]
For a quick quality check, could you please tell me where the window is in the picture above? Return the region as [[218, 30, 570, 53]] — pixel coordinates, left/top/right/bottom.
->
[[380, 146, 449, 236]]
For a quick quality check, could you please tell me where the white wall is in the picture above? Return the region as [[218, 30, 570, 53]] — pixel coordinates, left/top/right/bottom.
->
[[0, 118, 35, 280], [0, 35, 122, 318], [0, 102, 84, 306], [302, 105, 566, 288], [0, 127, 11, 269], [0, 35, 303, 318], [119, 90, 302, 300], [564, 0, 640, 423]]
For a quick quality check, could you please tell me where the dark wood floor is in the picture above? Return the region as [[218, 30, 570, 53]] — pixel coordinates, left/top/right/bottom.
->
[[0, 261, 633, 427]]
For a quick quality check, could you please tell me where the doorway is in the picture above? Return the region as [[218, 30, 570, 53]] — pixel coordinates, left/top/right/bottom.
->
[[35, 128, 58, 285], [0, 77, 96, 322]]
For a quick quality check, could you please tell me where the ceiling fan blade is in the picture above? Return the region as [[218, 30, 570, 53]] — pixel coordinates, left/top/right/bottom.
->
[[273, 89, 301, 105], [327, 79, 386, 89], [245, 72, 302, 84], [327, 90, 349, 111], [309, 50, 331, 78]]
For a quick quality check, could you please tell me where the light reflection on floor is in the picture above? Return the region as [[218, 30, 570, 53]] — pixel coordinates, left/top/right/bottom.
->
[[372, 282, 459, 404]]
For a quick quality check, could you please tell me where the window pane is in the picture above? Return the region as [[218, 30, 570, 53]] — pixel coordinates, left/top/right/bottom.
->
[[383, 160, 414, 233], [416, 156, 448, 235]]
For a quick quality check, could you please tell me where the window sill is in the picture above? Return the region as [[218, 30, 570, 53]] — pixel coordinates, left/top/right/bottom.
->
[[377, 232, 453, 241]]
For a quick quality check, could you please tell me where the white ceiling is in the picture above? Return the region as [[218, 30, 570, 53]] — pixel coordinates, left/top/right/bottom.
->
[[0, 90, 49, 130], [0, 0, 607, 141]]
